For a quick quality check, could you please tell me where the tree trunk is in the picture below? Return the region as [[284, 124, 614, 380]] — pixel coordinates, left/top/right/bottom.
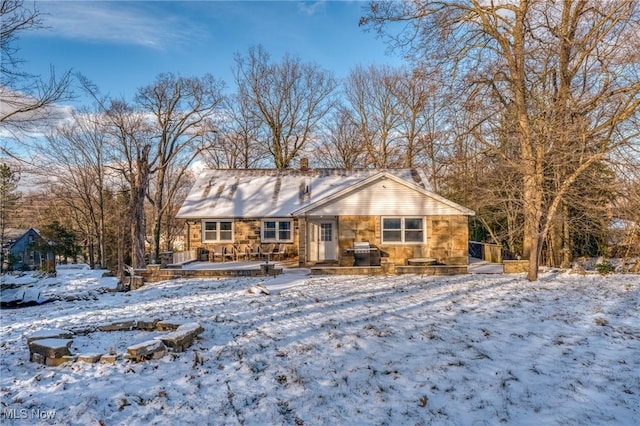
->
[[116, 210, 126, 291], [152, 217, 162, 264], [88, 234, 95, 269], [131, 145, 150, 269], [99, 190, 107, 269], [130, 185, 147, 269], [561, 204, 572, 268], [547, 204, 564, 268], [524, 187, 542, 280], [151, 164, 167, 264], [509, 0, 542, 282]]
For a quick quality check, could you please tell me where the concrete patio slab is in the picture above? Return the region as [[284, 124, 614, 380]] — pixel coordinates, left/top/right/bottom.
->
[[468, 257, 504, 274]]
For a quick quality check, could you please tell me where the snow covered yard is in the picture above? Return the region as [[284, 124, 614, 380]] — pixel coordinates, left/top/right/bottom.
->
[[1, 267, 639, 425]]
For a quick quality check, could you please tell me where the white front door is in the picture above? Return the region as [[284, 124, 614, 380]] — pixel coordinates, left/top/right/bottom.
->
[[309, 219, 337, 262]]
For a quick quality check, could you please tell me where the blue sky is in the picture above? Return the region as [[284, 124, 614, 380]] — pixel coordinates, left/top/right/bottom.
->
[[17, 0, 406, 104]]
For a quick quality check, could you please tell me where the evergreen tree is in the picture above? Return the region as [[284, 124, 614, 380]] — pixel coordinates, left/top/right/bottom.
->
[[40, 220, 80, 264], [0, 163, 21, 273]]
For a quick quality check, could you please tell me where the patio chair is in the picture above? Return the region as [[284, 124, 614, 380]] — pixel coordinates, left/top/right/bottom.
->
[[235, 244, 249, 261], [248, 242, 261, 260], [224, 244, 237, 261], [261, 243, 276, 261], [272, 244, 287, 261], [212, 246, 225, 262]]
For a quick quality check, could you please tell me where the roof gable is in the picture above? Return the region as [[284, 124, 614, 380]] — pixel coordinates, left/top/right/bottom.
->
[[292, 172, 475, 216], [5, 228, 43, 250]]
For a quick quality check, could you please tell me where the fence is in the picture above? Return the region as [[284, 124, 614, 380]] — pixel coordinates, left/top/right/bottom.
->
[[468, 241, 502, 263]]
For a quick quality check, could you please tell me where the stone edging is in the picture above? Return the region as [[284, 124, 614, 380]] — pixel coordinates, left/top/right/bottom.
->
[[27, 320, 204, 367]]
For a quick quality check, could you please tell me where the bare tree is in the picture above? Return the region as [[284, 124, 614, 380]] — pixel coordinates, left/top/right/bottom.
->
[[442, 103, 527, 256], [136, 73, 225, 263], [233, 45, 338, 168], [200, 94, 266, 169], [0, 0, 72, 139], [363, 0, 640, 280], [611, 161, 640, 265], [79, 72, 225, 268], [102, 98, 152, 270], [393, 67, 452, 191], [344, 64, 402, 168], [159, 163, 195, 252], [38, 108, 110, 268], [315, 105, 367, 169]]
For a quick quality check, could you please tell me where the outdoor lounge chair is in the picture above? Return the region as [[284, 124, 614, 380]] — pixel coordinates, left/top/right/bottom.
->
[[224, 245, 237, 261], [212, 246, 225, 262], [261, 243, 276, 261], [272, 244, 286, 261], [235, 244, 249, 261], [248, 243, 261, 260]]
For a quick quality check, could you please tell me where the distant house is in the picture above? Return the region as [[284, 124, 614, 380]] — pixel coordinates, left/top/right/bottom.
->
[[176, 166, 475, 268], [1, 228, 55, 271]]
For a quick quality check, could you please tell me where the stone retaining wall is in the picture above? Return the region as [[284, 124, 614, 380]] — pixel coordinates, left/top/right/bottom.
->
[[311, 264, 467, 276], [395, 265, 468, 275], [137, 264, 282, 284], [310, 266, 386, 276], [503, 260, 531, 274]]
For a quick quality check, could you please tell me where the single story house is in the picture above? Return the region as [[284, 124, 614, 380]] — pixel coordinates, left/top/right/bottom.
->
[[176, 166, 475, 268], [1, 228, 55, 271]]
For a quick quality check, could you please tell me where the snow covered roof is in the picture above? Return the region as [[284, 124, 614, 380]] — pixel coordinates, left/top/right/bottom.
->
[[177, 168, 451, 219], [2, 228, 41, 246]]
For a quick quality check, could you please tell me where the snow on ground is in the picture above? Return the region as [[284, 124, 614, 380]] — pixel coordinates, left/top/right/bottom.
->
[[1, 264, 118, 306], [1, 266, 639, 425]]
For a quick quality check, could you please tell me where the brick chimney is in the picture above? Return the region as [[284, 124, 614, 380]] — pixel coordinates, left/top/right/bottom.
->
[[300, 157, 309, 171]]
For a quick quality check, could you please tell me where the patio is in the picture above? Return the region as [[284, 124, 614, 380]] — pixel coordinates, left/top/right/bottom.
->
[[136, 256, 503, 286], [179, 256, 504, 274], [138, 260, 287, 283], [182, 257, 502, 275], [181, 260, 284, 271]]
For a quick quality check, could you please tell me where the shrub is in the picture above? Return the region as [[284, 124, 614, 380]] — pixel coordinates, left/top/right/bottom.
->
[[39, 260, 57, 275], [595, 260, 615, 275]]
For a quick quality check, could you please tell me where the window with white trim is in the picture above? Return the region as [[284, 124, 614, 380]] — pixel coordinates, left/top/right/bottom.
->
[[261, 219, 293, 242], [202, 220, 234, 242], [382, 217, 425, 244]]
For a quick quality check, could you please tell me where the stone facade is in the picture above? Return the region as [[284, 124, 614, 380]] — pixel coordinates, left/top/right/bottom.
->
[[184, 214, 469, 268], [425, 215, 470, 265], [184, 219, 299, 259], [297, 217, 307, 266], [336, 215, 469, 266], [503, 260, 531, 274], [337, 215, 376, 266], [185, 219, 262, 253]]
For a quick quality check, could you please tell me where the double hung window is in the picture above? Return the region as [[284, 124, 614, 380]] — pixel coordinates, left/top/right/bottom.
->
[[261, 220, 293, 242], [202, 220, 234, 242], [381, 217, 425, 244]]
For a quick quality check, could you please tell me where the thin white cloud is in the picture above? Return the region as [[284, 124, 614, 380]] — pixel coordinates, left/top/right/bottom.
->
[[35, 1, 203, 49], [297, 1, 326, 16], [0, 85, 72, 139]]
